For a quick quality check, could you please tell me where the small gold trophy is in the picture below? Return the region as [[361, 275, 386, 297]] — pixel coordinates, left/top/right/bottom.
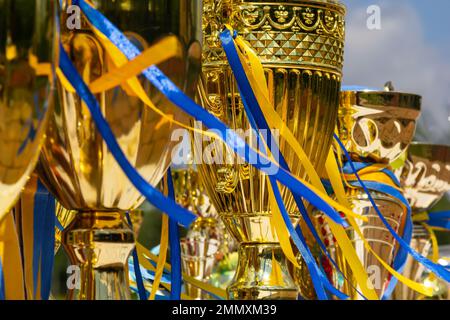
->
[[316, 86, 421, 299], [198, 0, 346, 299], [172, 167, 223, 299], [38, 0, 202, 300], [392, 142, 450, 300]]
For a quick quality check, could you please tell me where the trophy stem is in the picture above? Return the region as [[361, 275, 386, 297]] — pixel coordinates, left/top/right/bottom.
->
[[227, 243, 298, 300], [63, 212, 135, 300]]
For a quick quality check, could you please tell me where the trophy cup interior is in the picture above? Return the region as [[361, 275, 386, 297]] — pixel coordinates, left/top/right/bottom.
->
[[0, 0, 55, 221], [38, 0, 202, 300], [397, 142, 450, 212], [198, 0, 346, 299]]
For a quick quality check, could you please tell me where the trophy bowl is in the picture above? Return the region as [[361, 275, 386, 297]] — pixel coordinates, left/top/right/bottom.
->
[[38, 0, 202, 300], [396, 142, 450, 212], [339, 90, 421, 163], [315, 88, 422, 299], [0, 0, 55, 221], [198, 0, 346, 299], [392, 142, 450, 300]]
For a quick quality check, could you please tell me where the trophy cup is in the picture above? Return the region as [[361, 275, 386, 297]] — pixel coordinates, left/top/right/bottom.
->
[[197, 0, 346, 299], [172, 159, 224, 299], [38, 0, 202, 300], [392, 142, 450, 300], [315, 87, 422, 299], [0, 0, 55, 222]]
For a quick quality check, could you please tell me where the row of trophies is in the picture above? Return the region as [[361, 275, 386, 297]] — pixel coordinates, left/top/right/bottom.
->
[[0, 0, 449, 300]]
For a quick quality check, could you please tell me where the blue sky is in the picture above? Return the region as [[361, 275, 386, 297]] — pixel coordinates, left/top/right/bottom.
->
[[341, 0, 450, 143]]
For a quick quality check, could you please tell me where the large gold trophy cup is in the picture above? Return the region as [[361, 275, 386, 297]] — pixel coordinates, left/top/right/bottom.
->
[[316, 88, 421, 299], [198, 0, 346, 299], [38, 0, 202, 300], [392, 142, 450, 300], [0, 0, 55, 221]]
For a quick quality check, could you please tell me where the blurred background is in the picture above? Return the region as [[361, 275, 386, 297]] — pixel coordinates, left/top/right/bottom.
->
[[52, 0, 450, 298]]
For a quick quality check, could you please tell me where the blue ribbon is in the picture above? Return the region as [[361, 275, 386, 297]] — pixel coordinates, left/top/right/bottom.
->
[[167, 168, 182, 300], [125, 212, 148, 300], [341, 85, 380, 92], [0, 257, 4, 300], [59, 45, 196, 228], [73, 0, 348, 229], [335, 134, 450, 286], [220, 29, 353, 300], [427, 211, 450, 230], [32, 179, 56, 300]]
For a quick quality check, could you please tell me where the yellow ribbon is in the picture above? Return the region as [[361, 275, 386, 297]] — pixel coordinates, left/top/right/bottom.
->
[[229, 29, 379, 299], [0, 212, 25, 299], [136, 243, 227, 300], [326, 151, 434, 297], [149, 214, 169, 300]]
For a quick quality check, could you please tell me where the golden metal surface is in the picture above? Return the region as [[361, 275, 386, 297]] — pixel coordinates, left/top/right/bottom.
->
[[392, 224, 431, 300], [304, 88, 422, 299], [181, 235, 220, 300], [316, 190, 407, 299], [38, 0, 202, 300], [63, 212, 135, 300], [54, 203, 76, 253], [0, 0, 55, 221], [198, 0, 346, 299], [392, 143, 450, 300], [396, 143, 450, 212], [338, 90, 421, 164], [172, 167, 236, 299]]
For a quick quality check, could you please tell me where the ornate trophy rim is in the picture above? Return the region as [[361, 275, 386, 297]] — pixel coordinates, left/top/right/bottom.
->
[[341, 90, 422, 112]]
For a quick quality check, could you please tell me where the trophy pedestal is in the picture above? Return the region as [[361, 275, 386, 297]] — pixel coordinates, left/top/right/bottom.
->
[[63, 212, 135, 300], [227, 243, 298, 300]]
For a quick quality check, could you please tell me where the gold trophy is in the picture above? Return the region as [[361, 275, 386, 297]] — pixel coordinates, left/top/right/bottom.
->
[[392, 142, 450, 300], [197, 0, 346, 299], [172, 162, 226, 299], [0, 0, 55, 221], [315, 87, 422, 299], [37, 0, 202, 300]]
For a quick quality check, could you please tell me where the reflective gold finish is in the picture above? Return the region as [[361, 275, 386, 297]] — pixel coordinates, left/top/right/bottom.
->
[[0, 0, 55, 221], [198, 0, 346, 299], [338, 90, 421, 163], [54, 203, 76, 253], [172, 167, 231, 299], [317, 190, 407, 299], [181, 236, 220, 300], [396, 143, 450, 212], [392, 142, 450, 300], [392, 224, 431, 300], [63, 212, 134, 300], [314, 88, 422, 299], [38, 0, 202, 299]]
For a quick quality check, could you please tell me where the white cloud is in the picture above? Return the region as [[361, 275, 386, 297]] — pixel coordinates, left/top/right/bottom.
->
[[342, 0, 450, 143]]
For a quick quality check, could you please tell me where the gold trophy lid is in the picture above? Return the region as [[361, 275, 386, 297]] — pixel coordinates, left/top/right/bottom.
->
[[399, 142, 450, 212], [338, 82, 422, 163]]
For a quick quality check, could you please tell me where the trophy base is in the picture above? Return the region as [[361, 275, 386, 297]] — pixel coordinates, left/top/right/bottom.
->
[[227, 243, 298, 300], [63, 211, 135, 300]]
